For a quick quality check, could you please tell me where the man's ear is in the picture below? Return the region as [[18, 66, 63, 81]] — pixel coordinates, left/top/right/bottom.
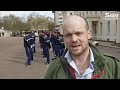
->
[[87, 29, 92, 40]]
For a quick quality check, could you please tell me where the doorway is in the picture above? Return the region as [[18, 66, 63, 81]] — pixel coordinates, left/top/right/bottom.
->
[[92, 21, 98, 39]]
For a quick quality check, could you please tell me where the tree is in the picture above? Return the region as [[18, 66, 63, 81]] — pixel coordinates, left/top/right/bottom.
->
[[27, 12, 54, 31], [0, 12, 54, 36], [47, 17, 55, 31]]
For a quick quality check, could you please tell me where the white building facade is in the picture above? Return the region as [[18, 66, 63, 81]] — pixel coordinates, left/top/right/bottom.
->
[[0, 29, 12, 37], [54, 11, 120, 43], [52, 11, 63, 34]]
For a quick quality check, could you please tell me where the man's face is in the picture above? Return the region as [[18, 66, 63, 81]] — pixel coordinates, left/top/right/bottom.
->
[[63, 19, 91, 56], [25, 33, 29, 36], [45, 34, 47, 38]]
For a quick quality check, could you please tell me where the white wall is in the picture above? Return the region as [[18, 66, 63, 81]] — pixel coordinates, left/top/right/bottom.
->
[[0, 29, 12, 37]]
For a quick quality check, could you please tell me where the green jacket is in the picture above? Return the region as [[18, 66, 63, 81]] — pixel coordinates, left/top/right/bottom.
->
[[44, 43, 120, 79]]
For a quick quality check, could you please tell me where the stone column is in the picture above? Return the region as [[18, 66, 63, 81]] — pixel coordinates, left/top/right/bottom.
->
[[109, 20, 116, 41], [102, 20, 108, 41], [116, 12, 120, 43], [59, 24, 63, 34], [84, 11, 87, 17], [88, 21, 92, 30], [97, 21, 102, 40], [87, 20, 93, 39], [92, 11, 95, 15], [88, 11, 92, 15], [54, 11, 59, 27]]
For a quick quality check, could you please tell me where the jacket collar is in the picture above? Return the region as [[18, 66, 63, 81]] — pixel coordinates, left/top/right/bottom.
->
[[89, 43, 106, 75], [61, 43, 107, 77]]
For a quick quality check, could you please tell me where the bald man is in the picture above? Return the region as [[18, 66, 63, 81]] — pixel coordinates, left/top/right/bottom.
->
[[44, 15, 120, 79]]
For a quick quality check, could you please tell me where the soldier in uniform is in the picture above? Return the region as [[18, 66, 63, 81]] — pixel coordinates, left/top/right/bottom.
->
[[24, 31, 32, 65], [50, 31, 56, 56], [58, 34, 65, 56], [54, 31, 60, 57], [29, 31, 35, 61], [43, 32, 51, 64], [31, 31, 36, 53]]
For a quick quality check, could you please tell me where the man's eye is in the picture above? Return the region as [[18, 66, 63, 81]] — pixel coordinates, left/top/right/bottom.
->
[[76, 32, 82, 36], [65, 34, 71, 37]]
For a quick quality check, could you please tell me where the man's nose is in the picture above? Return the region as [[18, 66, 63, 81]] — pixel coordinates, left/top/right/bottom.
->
[[71, 34, 77, 42]]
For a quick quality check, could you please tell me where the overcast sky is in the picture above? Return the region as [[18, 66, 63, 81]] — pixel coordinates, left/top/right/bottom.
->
[[0, 11, 54, 18]]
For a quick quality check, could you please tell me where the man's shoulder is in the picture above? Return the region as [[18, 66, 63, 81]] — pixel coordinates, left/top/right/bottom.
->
[[45, 57, 63, 76], [49, 56, 67, 69], [50, 57, 62, 65], [103, 54, 120, 79], [103, 54, 120, 63], [89, 43, 120, 63]]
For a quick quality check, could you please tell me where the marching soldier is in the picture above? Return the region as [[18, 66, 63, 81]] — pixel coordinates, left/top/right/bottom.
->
[[29, 32, 35, 61], [58, 34, 65, 56], [31, 31, 36, 53], [41, 31, 46, 57], [24, 31, 32, 65], [43, 32, 51, 64], [50, 31, 56, 56], [54, 31, 60, 57]]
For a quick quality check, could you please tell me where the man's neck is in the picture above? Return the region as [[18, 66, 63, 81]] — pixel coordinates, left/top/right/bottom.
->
[[71, 47, 90, 75]]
